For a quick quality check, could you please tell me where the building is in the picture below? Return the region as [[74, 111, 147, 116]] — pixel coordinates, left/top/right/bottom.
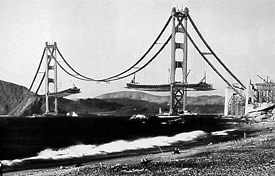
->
[[224, 79, 275, 116], [224, 87, 245, 116]]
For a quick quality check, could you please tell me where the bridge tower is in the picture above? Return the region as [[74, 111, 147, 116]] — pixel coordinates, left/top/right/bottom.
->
[[169, 7, 189, 115], [44, 42, 58, 115]]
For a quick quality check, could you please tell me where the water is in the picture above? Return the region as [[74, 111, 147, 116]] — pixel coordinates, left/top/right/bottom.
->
[[2, 130, 207, 166], [211, 129, 237, 136], [1, 115, 241, 172], [0, 115, 228, 160]]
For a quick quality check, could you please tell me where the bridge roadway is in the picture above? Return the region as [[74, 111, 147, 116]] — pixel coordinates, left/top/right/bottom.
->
[[126, 81, 214, 91], [47, 86, 80, 98]]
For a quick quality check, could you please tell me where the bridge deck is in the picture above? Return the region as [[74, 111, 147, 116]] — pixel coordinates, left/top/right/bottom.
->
[[48, 87, 80, 98], [126, 82, 214, 92]]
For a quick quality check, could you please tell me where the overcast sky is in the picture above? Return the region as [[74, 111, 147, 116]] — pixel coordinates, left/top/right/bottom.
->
[[0, 0, 275, 98]]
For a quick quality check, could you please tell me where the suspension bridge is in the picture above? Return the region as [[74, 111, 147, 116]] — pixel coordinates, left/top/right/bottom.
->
[[28, 7, 246, 116]]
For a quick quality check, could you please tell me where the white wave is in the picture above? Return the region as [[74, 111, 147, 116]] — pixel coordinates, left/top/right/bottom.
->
[[211, 129, 236, 136], [1, 159, 22, 166], [2, 130, 207, 166]]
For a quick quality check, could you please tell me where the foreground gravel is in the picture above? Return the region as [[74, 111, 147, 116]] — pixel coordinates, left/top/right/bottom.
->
[[50, 138, 275, 176]]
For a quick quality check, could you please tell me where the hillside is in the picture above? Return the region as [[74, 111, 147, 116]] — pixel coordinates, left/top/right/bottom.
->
[[0, 80, 225, 116], [96, 91, 169, 104], [0, 80, 36, 115], [10, 96, 123, 116], [97, 91, 224, 105], [0, 80, 122, 116], [97, 91, 225, 114], [102, 98, 224, 115]]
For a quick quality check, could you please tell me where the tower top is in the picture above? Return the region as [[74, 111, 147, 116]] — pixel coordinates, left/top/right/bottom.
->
[[184, 7, 189, 13], [171, 7, 176, 15], [171, 7, 189, 16]]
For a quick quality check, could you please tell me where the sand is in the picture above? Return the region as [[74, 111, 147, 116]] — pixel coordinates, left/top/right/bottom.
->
[[4, 121, 275, 176]]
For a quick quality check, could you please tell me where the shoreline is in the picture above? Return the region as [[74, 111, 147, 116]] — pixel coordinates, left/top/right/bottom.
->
[[3, 121, 275, 175]]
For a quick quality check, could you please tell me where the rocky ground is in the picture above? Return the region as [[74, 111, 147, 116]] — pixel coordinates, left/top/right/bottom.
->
[[4, 121, 275, 176]]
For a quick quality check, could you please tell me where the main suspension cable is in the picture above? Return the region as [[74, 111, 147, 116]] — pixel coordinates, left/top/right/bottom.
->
[[35, 47, 55, 94], [35, 47, 73, 94], [32, 15, 172, 94], [35, 73, 45, 94], [54, 35, 171, 82], [106, 35, 171, 81], [101, 15, 172, 81], [56, 47, 97, 81], [56, 15, 172, 82], [179, 23, 242, 96], [28, 48, 46, 91], [187, 14, 246, 89], [46, 48, 92, 81]]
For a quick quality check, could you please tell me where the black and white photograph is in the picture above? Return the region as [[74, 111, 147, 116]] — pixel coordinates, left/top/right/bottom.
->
[[0, 0, 274, 175]]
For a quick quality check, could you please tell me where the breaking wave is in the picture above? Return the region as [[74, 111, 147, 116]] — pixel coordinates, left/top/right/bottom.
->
[[2, 130, 207, 166], [211, 129, 236, 136]]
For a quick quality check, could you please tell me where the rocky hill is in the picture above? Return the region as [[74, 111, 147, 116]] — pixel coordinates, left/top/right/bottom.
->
[[0, 80, 122, 116], [10, 96, 123, 116], [0, 80, 37, 115]]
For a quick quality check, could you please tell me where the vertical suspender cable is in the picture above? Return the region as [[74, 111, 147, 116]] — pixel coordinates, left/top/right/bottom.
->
[[179, 23, 243, 96], [187, 14, 246, 89]]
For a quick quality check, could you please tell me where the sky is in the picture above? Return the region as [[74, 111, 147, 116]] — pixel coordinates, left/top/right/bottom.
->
[[0, 0, 275, 98]]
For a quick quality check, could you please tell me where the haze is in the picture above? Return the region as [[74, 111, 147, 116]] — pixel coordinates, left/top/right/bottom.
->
[[0, 0, 274, 98]]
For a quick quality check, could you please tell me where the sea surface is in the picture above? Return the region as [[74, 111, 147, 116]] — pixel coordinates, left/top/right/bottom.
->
[[0, 115, 246, 172]]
